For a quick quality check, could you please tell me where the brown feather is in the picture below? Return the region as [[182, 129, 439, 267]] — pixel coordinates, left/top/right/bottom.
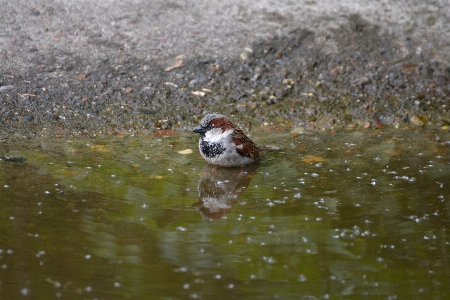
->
[[232, 127, 261, 160], [209, 117, 234, 132]]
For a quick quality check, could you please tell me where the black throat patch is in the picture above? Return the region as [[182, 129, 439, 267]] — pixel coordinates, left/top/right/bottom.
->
[[200, 139, 226, 158]]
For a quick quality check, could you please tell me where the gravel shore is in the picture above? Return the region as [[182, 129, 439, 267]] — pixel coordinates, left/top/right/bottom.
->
[[1, 0, 449, 142]]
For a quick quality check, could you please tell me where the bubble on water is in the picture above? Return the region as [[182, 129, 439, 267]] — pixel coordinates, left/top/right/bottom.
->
[[266, 257, 276, 263], [214, 274, 221, 279], [177, 226, 187, 231], [114, 282, 121, 288], [20, 288, 29, 296], [183, 283, 190, 289], [85, 286, 92, 292], [177, 266, 188, 272], [298, 274, 307, 282], [85, 254, 91, 259], [45, 191, 51, 194], [4, 185, 9, 188], [228, 283, 234, 289], [294, 193, 302, 198]]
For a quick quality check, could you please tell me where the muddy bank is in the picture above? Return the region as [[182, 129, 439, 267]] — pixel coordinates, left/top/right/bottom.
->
[[1, 1, 449, 142]]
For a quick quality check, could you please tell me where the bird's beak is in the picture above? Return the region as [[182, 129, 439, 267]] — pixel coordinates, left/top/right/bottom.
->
[[193, 126, 206, 134]]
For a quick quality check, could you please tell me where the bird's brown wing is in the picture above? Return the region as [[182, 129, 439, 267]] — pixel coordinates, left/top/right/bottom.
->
[[232, 128, 260, 160]]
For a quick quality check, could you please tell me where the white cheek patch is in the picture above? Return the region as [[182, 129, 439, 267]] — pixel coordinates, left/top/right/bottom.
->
[[236, 144, 243, 149], [204, 128, 233, 143]]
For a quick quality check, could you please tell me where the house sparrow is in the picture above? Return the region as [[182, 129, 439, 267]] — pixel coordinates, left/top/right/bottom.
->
[[193, 113, 261, 167]]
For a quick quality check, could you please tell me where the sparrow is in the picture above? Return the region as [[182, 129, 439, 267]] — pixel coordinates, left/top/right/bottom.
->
[[192, 113, 261, 167]]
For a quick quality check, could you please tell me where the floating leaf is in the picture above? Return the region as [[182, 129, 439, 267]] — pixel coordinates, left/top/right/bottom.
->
[[154, 130, 178, 137], [178, 149, 193, 155], [302, 155, 326, 164]]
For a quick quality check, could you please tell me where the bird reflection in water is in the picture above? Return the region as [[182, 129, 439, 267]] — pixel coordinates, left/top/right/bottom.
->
[[192, 163, 260, 220]]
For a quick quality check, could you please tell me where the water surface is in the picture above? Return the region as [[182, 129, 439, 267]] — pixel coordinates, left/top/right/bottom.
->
[[1, 128, 449, 299]]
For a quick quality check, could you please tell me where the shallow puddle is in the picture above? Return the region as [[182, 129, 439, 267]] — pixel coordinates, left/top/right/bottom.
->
[[1, 128, 450, 299]]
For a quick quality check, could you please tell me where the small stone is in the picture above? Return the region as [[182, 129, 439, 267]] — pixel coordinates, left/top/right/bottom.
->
[[290, 127, 305, 134], [410, 115, 426, 126], [191, 91, 206, 97], [191, 107, 202, 114], [24, 115, 34, 122]]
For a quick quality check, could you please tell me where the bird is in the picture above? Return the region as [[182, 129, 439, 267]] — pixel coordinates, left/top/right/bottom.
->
[[192, 113, 261, 167]]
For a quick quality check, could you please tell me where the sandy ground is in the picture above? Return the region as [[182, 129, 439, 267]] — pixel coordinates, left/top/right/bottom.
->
[[1, 0, 449, 141]]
